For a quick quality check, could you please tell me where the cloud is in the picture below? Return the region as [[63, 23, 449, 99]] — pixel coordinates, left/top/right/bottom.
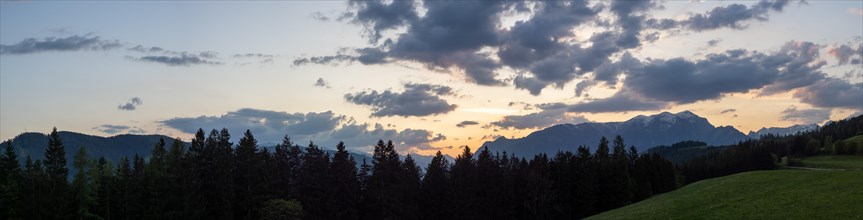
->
[[720, 108, 737, 114], [93, 124, 148, 135], [793, 77, 863, 109], [490, 108, 590, 130], [527, 40, 837, 114], [93, 124, 130, 134], [128, 45, 166, 53], [827, 42, 863, 65], [562, 90, 670, 113], [127, 52, 223, 66], [1, 35, 121, 55], [297, 0, 799, 95], [626, 42, 825, 104], [314, 78, 332, 88], [707, 39, 722, 47], [345, 83, 457, 117], [117, 97, 143, 111], [310, 12, 332, 22], [162, 108, 345, 137], [681, 0, 792, 31], [347, 0, 419, 43], [456, 121, 479, 128], [160, 108, 445, 152], [779, 106, 832, 125]]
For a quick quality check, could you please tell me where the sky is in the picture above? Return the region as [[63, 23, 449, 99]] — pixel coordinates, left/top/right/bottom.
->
[[1, 0, 862, 157]]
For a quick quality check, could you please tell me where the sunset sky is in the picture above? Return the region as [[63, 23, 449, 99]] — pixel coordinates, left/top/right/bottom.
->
[[1, 0, 861, 157]]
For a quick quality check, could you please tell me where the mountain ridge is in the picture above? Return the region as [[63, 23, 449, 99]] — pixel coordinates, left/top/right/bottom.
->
[[480, 111, 748, 157]]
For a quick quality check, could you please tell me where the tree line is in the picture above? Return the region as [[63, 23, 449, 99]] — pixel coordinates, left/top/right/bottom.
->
[[0, 128, 680, 220], [681, 115, 863, 183]]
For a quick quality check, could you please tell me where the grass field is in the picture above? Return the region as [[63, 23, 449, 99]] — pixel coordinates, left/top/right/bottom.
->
[[800, 155, 863, 170], [586, 170, 863, 220]]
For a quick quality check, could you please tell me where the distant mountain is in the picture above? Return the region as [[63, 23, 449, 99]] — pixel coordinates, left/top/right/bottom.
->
[[747, 124, 819, 139], [480, 111, 747, 157], [2, 131, 446, 172], [3, 131, 177, 168]]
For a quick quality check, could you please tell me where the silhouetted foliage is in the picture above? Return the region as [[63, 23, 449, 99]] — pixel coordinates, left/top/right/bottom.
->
[[50, 123, 863, 219]]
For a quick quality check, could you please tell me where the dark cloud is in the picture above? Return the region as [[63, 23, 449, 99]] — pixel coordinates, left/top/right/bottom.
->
[[298, 0, 799, 96], [93, 124, 131, 134], [0, 35, 121, 55], [720, 109, 737, 114], [347, 0, 419, 43], [624, 42, 826, 104], [507, 101, 534, 110], [293, 47, 388, 66], [128, 45, 166, 53], [314, 78, 332, 88], [779, 106, 831, 125], [561, 41, 853, 113], [490, 109, 589, 130], [707, 39, 722, 47], [827, 42, 863, 65], [117, 97, 142, 111], [793, 77, 863, 109], [456, 121, 479, 128], [564, 90, 670, 113], [608, 0, 658, 49], [162, 108, 344, 137], [128, 53, 223, 66], [345, 83, 457, 117], [682, 0, 792, 31], [161, 108, 445, 153]]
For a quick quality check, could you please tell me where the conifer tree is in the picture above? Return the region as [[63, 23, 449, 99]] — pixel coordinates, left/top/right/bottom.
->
[[146, 138, 169, 217], [71, 146, 97, 219], [449, 146, 477, 218], [364, 140, 402, 220], [329, 141, 360, 220], [0, 141, 21, 219], [234, 130, 261, 220], [298, 141, 330, 220], [399, 154, 421, 219], [274, 135, 303, 200], [21, 156, 48, 219], [420, 151, 450, 220], [44, 127, 71, 218]]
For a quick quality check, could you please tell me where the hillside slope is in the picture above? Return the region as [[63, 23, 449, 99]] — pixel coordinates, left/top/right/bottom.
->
[[587, 170, 863, 219]]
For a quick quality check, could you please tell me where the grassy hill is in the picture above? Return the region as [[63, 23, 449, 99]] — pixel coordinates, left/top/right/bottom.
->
[[586, 169, 863, 219], [799, 155, 863, 170]]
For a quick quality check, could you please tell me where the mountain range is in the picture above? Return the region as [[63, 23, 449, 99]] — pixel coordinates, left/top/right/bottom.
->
[[747, 124, 819, 139], [480, 111, 748, 157], [4, 111, 817, 169]]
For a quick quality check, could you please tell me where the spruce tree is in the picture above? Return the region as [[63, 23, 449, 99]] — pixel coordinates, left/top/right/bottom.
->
[[298, 141, 330, 220], [399, 154, 421, 219], [1, 141, 22, 219], [326, 141, 359, 220], [146, 138, 169, 217], [72, 146, 97, 219], [364, 140, 402, 220], [274, 135, 303, 200], [234, 130, 261, 220], [449, 146, 477, 218], [44, 127, 71, 218], [420, 151, 450, 220]]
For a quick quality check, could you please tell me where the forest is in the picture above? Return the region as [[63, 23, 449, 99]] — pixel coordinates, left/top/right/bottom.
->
[[0, 115, 860, 220]]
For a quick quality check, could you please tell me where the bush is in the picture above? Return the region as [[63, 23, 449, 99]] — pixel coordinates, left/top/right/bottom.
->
[[259, 199, 303, 220]]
